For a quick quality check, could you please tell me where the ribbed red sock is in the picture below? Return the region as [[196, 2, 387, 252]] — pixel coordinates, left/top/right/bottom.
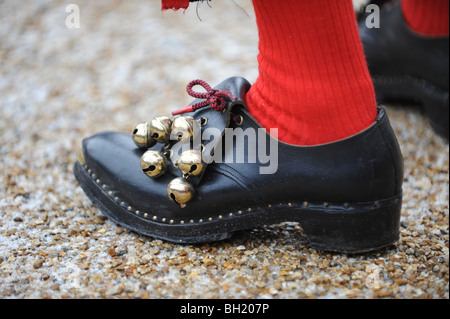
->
[[402, 0, 450, 37], [246, 0, 377, 146], [161, 0, 189, 11]]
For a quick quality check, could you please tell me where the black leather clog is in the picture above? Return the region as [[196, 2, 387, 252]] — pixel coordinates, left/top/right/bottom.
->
[[356, 0, 393, 20], [74, 77, 404, 253], [359, 2, 449, 141]]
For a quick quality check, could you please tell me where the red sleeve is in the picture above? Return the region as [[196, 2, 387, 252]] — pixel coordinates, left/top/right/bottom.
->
[[161, 0, 190, 11]]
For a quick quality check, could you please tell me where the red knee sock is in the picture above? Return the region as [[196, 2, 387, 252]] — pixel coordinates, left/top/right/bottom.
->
[[161, 0, 378, 145], [246, 0, 377, 146], [402, 0, 450, 37], [161, 0, 189, 11]]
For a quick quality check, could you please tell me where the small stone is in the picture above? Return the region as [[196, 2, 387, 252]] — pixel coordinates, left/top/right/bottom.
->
[[202, 258, 215, 266], [92, 274, 103, 283], [68, 229, 78, 236], [255, 281, 266, 288], [95, 216, 107, 225], [33, 259, 44, 269], [274, 281, 283, 290], [116, 249, 128, 256], [107, 248, 116, 257], [178, 250, 188, 256]]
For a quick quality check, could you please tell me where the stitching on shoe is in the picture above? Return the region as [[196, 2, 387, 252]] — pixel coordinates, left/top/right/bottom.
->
[[82, 163, 402, 226]]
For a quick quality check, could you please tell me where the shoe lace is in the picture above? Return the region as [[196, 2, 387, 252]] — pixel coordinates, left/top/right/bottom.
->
[[172, 79, 238, 116]]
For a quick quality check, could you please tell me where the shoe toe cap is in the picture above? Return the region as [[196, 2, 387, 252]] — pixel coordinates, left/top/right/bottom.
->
[[80, 131, 174, 210]]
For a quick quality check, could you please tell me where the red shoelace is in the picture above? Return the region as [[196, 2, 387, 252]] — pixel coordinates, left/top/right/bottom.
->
[[172, 79, 238, 116]]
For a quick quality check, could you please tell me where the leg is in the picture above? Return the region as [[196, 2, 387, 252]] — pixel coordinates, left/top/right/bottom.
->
[[162, 0, 379, 145], [246, 0, 378, 145], [402, 0, 449, 36]]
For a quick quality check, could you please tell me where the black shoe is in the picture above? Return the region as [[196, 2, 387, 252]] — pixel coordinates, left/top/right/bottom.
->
[[74, 77, 404, 253], [359, 3, 449, 141], [356, 0, 395, 20]]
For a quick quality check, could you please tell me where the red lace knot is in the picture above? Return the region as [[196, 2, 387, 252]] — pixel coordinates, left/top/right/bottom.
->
[[172, 79, 238, 116]]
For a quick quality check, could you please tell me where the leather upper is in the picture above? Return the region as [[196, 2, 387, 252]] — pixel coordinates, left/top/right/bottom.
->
[[82, 77, 404, 220]]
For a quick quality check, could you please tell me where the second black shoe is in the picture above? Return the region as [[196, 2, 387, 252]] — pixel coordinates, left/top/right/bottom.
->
[[359, 3, 449, 141]]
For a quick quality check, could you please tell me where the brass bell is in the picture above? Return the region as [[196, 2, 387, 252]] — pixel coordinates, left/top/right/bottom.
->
[[167, 177, 195, 208], [174, 150, 204, 177], [140, 150, 168, 178], [171, 116, 198, 143], [149, 116, 172, 144], [132, 122, 156, 149]]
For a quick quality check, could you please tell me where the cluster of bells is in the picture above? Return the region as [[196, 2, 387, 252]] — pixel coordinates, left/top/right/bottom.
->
[[132, 115, 203, 208]]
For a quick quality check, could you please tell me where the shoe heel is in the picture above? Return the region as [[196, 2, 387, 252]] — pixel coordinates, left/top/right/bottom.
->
[[297, 197, 402, 253], [373, 76, 449, 141]]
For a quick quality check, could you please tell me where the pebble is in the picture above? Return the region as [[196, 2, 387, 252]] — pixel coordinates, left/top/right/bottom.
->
[[33, 259, 44, 270], [0, 0, 448, 299]]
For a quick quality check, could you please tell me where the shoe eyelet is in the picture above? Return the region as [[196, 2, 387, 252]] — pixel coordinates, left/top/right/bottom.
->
[[234, 114, 244, 127], [199, 117, 208, 127]]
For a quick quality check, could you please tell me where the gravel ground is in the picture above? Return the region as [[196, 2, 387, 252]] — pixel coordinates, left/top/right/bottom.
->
[[0, 0, 448, 299]]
